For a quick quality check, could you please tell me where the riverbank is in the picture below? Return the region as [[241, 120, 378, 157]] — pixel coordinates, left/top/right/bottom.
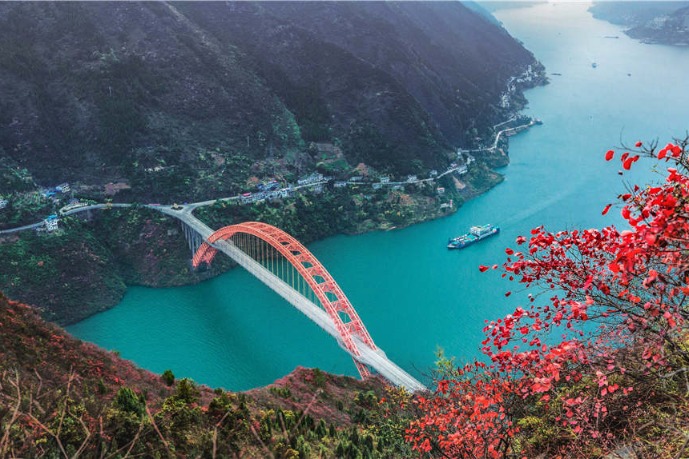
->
[[0, 208, 232, 325], [0, 133, 520, 326]]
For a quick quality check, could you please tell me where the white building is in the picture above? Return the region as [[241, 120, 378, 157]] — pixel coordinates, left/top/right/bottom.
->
[[55, 183, 70, 193], [44, 215, 59, 232], [297, 173, 323, 186]]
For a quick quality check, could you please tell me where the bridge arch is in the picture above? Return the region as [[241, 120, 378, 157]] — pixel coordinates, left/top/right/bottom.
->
[[192, 221, 377, 378]]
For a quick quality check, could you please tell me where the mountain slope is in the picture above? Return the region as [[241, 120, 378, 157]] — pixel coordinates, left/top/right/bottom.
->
[[0, 1, 539, 201], [0, 293, 414, 457]]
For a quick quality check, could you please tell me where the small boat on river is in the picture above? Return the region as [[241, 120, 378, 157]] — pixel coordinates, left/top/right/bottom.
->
[[447, 224, 500, 249]]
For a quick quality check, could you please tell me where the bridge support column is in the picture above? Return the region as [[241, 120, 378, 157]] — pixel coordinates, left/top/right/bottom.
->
[[181, 222, 203, 258]]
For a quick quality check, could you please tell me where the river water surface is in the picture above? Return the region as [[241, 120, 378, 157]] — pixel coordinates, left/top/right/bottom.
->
[[68, 3, 689, 391]]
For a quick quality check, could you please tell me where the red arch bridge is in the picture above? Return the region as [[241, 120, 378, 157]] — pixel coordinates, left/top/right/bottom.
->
[[158, 206, 427, 392]]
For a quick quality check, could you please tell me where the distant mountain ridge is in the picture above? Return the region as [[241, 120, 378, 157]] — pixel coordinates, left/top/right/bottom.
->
[[590, 1, 689, 46], [0, 1, 540, 201]]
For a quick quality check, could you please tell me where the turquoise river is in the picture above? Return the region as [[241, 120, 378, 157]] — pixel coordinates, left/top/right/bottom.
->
[[68, 3, 689, 391]]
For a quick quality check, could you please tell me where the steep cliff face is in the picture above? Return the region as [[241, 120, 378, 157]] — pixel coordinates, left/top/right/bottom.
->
[[0, 1, 538, 199]]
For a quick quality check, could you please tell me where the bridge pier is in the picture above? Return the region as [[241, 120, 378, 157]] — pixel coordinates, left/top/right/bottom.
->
[[181, 222, 203, 257]]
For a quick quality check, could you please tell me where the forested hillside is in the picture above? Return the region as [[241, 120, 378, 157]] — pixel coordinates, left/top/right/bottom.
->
[[0, 1, 539, 201]]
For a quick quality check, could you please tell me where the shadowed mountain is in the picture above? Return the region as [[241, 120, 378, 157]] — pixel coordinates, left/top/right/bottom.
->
[[0, 1, 539, 200]]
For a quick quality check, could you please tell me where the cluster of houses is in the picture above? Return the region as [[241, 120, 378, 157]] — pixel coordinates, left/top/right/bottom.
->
[[16, 159, 472, 235], [240, 173, 328, 204], [39, 197, 88, 233], [35, 197, 92, 233], [238, 162, 470, 205], [239, 188, 294, 205], [0, 183, 71, 225], [36, 184, 78, 232], [296, 173, 325, 186], [500, 65, 537, 109], [256, 180, 280, 192]]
